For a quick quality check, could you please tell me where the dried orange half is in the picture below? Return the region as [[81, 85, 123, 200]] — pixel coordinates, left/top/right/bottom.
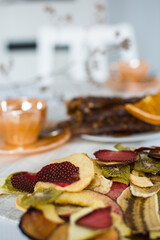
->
[[125, 91, 160, 125]]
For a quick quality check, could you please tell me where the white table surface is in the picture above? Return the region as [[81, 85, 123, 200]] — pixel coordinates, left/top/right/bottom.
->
[[1, 136, 160, 240]]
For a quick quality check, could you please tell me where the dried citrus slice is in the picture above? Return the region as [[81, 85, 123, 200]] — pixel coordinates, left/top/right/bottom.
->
[[125, 91, 160, 125]]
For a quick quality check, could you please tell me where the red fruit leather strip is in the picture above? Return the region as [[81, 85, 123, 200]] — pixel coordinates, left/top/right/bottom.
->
[[76, 207, 112, 229], [107, 182, 128, 201], [94, 150, 140, 163]]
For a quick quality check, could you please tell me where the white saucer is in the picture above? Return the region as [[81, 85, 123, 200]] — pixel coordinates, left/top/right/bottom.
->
[[81, 131, 160, 143]]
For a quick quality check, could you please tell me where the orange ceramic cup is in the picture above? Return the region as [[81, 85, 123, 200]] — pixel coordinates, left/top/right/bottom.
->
[[0, 98, 47, 146]]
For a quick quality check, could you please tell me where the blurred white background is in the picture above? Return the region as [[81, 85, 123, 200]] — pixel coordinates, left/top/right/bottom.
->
[[0, 0, 159, 94]]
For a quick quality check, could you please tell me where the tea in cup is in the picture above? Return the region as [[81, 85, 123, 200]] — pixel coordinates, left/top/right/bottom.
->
[[0, 98, 47, 146]]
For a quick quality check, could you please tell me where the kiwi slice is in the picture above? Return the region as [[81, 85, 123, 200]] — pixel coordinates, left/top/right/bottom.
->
[[21, 189, 62, 208], [114, 143, 132, 151], [2, 173, 22, 193], [102, 165, 130, 181], [134, 154, 160, 174], [111, 177, 130, 185]]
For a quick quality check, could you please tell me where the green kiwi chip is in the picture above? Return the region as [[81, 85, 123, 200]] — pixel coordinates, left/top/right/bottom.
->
[[102, 165, 130, 181], [21, 189, 62, 208], [114, 143, 132, 151], [2, 173, 22, 193], [111, 177, 130, 185], [134, 154, 160, 174]]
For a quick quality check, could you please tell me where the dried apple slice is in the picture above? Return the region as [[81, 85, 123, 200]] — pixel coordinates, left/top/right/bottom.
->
[[19, 207, 58, 240], [55, 205, 82, 220], [130, 183, 160, 198], [94, 150, 140, 164], [86, 173, 112, 194], [36, 204, 64, 224], [76, 207, 112, 229], [117, 188, 160, 234], [130, 174, 153, 188], [96, 160, 128, 166], [55, 190, 123, 217], [107, 182, 128, 201], [35, 153, 94, 193], [3, 154, 94, 194]]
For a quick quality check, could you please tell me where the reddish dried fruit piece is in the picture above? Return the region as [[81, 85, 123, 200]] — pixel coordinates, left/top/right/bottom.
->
[[36, 162, 80, 187], [135, 146, 160, 152], [11, 172, 37, 193], [94, 150, 140, 164], [107, 182, 128, 201], [10, 161, 80, 193], [76, 207, 112, 229]]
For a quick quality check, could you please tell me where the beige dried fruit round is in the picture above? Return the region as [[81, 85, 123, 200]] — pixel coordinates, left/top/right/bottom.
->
[[35, 154, 94, 193]]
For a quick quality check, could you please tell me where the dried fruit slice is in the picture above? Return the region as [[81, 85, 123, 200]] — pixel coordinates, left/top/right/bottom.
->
[[130, 183, 160, 198], [36, 204, 64, 224], [20, 189, 62, 208], [69, 208, 104, 240], [114, 144, 132, 151], [102, 165, 130, 182], [55, 205, 82, 219], [134, 154, 160, 174], [86, 173, 112, 194], [135, 146, 160, 152], [96, 160, 129, 166], [91, 227, 120, 240], [125, 91, 160, 125], [112, 213, 131, 238], [149, 230, 160, 240], [19, 207, 58, 240], [111, 177, 130, 186], [76, 207, 112, 229], [130, 174, 153, 188], [149, 150, 160, 160], [107, 182, 128, 201], [55, 190, 123, 217], [117, 188, 160, 234], [35, 153, 94, 192], [36, 162, 80, 187], [48, 223, 69, 240], [3, 172, 36, 193], [94, 150, 140, 164]]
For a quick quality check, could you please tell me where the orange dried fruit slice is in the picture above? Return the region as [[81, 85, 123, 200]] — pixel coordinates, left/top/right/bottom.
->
[[125, 91, 160, 125]]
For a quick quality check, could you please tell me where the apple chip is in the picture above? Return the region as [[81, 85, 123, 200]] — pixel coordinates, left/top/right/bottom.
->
[[86, 173, 112, 194], [34, 153, 94, 193], [130, 174, 153, 188]]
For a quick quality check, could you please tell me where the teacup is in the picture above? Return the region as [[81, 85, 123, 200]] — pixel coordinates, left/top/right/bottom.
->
[[0, 98, 47, 146]]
